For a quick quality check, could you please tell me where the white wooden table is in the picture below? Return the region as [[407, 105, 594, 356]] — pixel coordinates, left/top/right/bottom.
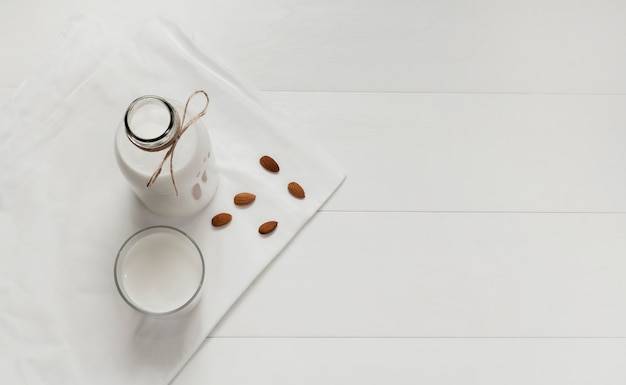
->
[[2, 1, 626, 383]]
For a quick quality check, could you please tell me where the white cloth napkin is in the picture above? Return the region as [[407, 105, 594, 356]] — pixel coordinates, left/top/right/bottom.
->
[[0, 16, 345, 384]]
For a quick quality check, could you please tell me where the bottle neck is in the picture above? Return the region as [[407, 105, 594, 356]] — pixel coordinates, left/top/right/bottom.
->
[[124, 95, 179, 150]]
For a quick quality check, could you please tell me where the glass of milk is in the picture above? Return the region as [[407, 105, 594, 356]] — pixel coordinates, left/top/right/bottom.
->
[[114, 226, 205, 317]]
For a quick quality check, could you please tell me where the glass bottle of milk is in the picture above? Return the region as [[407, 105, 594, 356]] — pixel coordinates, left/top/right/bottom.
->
[[114, 94, 218, 217]]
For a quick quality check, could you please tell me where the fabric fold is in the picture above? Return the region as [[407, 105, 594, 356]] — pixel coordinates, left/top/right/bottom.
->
[[0, 15, 345, 384]]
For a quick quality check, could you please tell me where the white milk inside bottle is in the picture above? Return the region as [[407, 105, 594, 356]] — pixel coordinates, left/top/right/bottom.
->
[[114, 93, 218, 217], [129, 101, 171, 140]]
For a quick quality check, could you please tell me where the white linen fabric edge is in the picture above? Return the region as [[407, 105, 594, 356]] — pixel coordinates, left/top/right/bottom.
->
[[154, 17, 347, 194], [0, 16, 121, 171], [0, 15, 346, 385]]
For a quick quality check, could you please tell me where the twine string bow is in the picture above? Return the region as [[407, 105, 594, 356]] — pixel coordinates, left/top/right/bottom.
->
[[144, 90, 210, 196]]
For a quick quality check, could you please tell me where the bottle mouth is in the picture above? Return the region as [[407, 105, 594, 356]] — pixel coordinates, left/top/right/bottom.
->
[[124, 95, 177, 149]]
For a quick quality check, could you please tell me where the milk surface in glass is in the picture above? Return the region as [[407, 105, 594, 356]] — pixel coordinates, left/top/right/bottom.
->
[[120, 231, 203, 313]]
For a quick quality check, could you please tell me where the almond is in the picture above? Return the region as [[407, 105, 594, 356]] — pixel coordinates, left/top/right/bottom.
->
[[234, 192, 256, 206], [288, 182, 305, 199], [258, 221, 278, 235], [260, 155, 280, 173], [211, 213, 232, 227]]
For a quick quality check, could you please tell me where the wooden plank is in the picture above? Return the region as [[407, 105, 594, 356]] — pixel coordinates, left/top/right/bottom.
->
[[4, 89, 626, 213], [266, 92, 626, 212], [1, 1, 626, 93], [173, 337, 626, 384], [211, 211, 626, 337]]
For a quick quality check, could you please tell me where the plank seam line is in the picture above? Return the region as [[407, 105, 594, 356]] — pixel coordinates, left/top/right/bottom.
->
[[206, 336, 626, 340], [317, 210, 626, 215], [262, 90, 626, 96]]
